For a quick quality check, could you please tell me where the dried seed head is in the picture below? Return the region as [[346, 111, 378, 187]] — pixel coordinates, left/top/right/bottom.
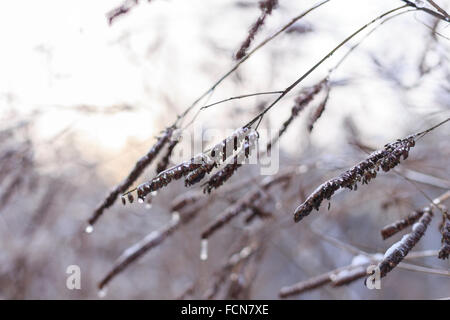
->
[[185, 161, 217, 187], [267, 79, 327, 152], [294, 134, 417, 222], [210, 127, 250, 164], [235, 0, 279, 60], [132, 154, 206, 199], [380, 210, 424, 240], [376, 207, 433, 278], [308, 86, 330, 132], [438, 221, 450, 260], [204, 130, 258, 194]]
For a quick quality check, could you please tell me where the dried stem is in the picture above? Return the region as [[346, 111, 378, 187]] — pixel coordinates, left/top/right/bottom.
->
[[178, 0, 331, 122], [244, 5, 408, 128], [294, 133, 416, 222], [401, 0, 450, 22], [293, 119, 449, 222], [203, 131, 259, 193], [235, 0, 279, 60], [98, 213, 180, 290], [438, 220, 450, 259]]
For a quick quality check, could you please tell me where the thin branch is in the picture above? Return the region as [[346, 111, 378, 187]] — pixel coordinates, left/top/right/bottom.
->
[[177, 0, 332, 122], [244, 5, 409, 128], [201, 91, 283, 110], [426, 0, 449, 19], [401, 0, 450, 22]]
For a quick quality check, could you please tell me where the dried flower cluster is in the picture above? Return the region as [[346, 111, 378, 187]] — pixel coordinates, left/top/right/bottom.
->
[[293, 134, 416, 222], [380, 210, 425, 240], [185, 162, 217, 187], [203, 130, 258, 193], [123, 127, 253, 203], [307, 85, 330, 132], [267, 78, 328, 152], [377, 207, 433, 278], [107, 0, 153, 25], [89, 126, 174, 226], [235, 0, 279, 60], [438, 220, 450, 260], [87, 0, 450, 298]]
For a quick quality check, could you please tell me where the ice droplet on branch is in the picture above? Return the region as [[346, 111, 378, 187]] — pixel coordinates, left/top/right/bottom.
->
[[85, 225, 94, 234], [98, 287, 108, 298], [200, 239, 208, 261]]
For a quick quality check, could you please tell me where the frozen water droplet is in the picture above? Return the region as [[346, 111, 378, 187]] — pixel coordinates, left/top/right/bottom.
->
[[172, 212, 180, 223], [138, 198, 144, 204], [85, 225, 94, 234], [200, 239, 208, 261], [151, 191, 158, 196], [296, 165, 308, 174], [145, 203, 152, 210], [98, 287, 108, 298], [275, 201, 282, 210]]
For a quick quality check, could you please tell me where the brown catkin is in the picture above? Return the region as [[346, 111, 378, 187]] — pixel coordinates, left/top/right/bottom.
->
[[235, 0, 279, 60], [133, 155, 205, 201], [308, 85, 330, 132], [376, 207, 433, 278], [88, 126, 173, 225], [380, 210, 424, 240], [438, 221, 450, 260], [267, 79, 327, 153], [294, 134, 416, 222], [184, 161, 217, 187], [203, 130, 258, 193], [128, 128, 251, 202]]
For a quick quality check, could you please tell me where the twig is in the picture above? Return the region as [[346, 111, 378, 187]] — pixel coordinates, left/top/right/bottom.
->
[[244, 5, 409, 128], [401, 0, 450, 22], [201, 91, 283, 110]]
